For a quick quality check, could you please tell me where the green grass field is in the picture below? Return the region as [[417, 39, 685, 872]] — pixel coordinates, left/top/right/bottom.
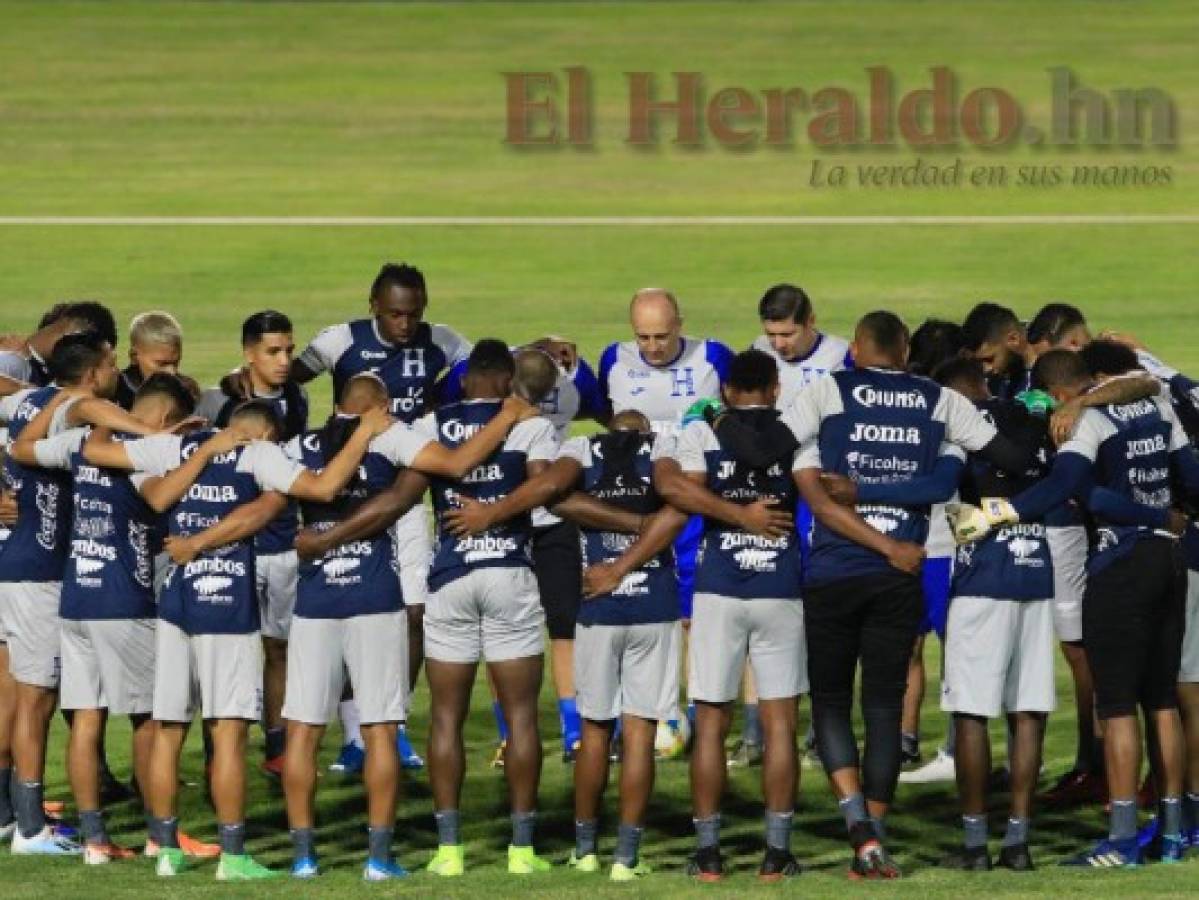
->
[[0, 1, 1197, 896]]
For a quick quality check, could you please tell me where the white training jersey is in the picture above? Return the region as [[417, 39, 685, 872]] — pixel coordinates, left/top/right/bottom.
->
[[751, 332, 852, 410], [597, 336, 733, 438]]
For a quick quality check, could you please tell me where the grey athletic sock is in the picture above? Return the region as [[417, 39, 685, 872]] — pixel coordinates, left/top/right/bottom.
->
[[434, 809, 460, 846], [693, 814, 720, 849], [219, 822, 246, 856], [13, 780, 46, 839], [79, 809, 109, 845], [901, 731, 919, 758], [290, 827, 316, 861], [743, 704, 763, 746], [1160, 796, 1182, 838], [0, 768, 12, 825], [574, 819, 598, 857], [1003, 816, 1029, 847], [149, 815, 179, 849], [367, 825, 393, 863], [869, 815, 887, 841], [765, 810, 793, 851], [962, 814, 987, 850], [838, 792, 868, 831], [614, 822, 643, 867], [511, 810, 537, 848], [1109, 799, 1137, 842]]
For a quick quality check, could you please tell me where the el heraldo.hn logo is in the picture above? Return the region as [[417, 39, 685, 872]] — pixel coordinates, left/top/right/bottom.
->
[[503, 66, 1176, 150]]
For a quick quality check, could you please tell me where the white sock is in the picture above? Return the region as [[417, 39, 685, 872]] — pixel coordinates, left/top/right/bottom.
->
[[339, 700, 364, 749]]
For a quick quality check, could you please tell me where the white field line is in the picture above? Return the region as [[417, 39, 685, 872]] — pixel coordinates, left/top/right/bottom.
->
[[0, 215, 1195, 226]]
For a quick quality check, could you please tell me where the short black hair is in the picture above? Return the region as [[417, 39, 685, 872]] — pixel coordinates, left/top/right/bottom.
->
[[961, 302, 1021, 352], [44, 301, 118, 348], [1080, 339, 1139, 378], [908, 318, 964, 376], [370, 263, 427, 301], [856, 310, 910, 355], [241, 310, 293, 346], [1031, 349, 1091, 391], [758, 284, 812, 324], [48, 330, 110, 385], [931, 355, 986, 392], [37, 303, 72, 330], [465, 338, 515, 378], [1027, 302, 1087, 346], [134, 373, 197, 420], [726, 349, 779, 392], [229, 398, 283, 439]]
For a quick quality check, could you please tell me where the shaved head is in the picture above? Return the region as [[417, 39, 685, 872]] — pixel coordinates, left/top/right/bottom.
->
[[512, 348, 558, 405], [611, 409, 652, 433], [629, 288, 683, 367], [338, 372, 390, 415]]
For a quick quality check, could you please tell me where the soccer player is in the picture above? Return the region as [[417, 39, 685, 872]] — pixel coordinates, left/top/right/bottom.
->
[[0, 331, 119, 854], [739, 283, 850, 768], [113, 312, 185, 409], [656, 349, 808, 882], [968, 345, 1199, 867], [933, 358, 1057, 871], [234, 373, 532, 880], [198, 311, 308, 776], [443, 338, 605, 762], [782, 311, 1025, 877], [961, 302, 1036, 399], [1120, 336, 1199, 840], [897, 319, 966, 784], [518, 338, 602, 762], [597, 288, 733, 756], [441, 408, 685, 881], [88, 398, 392, 880], [293, 262, 471, 771], [8, 373, 221, 862], [1026, 302, 1091, 356], [0, 301, 119, 388], [415, 341, 559, 877]]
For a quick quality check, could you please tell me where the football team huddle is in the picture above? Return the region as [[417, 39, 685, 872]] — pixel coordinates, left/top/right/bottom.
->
[[0, 264, 1197, 884]]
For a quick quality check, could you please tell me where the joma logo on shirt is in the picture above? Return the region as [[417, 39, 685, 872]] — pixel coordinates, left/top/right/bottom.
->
[[187, 484, 239, 502], [848, 422, 921, 444], [461, 463, 503, 484], [851, 386, 928, 409], [1125, 434, 1167, 459]]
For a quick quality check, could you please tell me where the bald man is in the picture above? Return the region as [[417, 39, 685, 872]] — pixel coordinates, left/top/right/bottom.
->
[[598, 290, 733, 438], [597, 289, 734, 756]]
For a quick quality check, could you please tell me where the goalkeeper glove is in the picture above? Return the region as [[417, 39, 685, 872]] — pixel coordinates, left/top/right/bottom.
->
[[946, 502, 991, 544], [683, 397, 723, 426], [980, 497, 1020, 526]]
